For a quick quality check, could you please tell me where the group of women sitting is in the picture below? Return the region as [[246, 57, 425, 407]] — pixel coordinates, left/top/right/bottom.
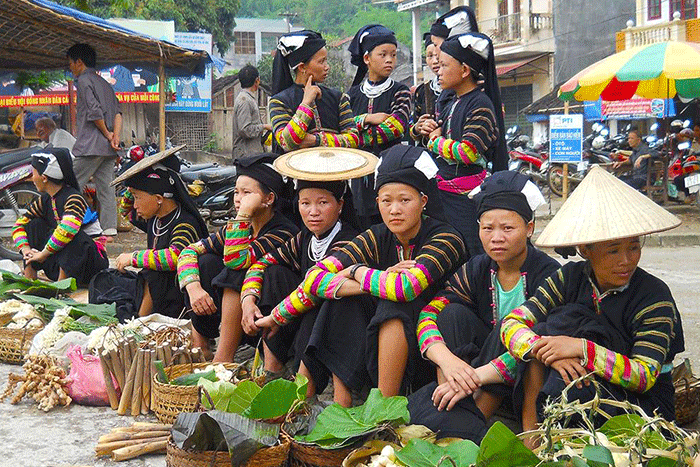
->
[[12, 7, 685, 444]]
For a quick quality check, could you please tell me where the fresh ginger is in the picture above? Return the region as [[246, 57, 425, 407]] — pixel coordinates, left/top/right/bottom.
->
[[1, 355, 71, 411]]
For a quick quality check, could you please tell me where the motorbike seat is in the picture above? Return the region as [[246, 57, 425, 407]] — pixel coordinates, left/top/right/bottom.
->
[[181, 166, 237, 184], [0, 147, 42, 171]]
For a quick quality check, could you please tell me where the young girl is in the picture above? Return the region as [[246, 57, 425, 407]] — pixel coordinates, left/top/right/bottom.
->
[[410, 33, 441, 143], [108, 151, 208, 319], [269, 30, 359, 153], [500, 167, 684, 444], [241, 166, 362, 387], [407, 172, 560, 441], [257, 145, 466, 406], [177, 153, 298, 362], [13, 148, 108, 284], [416, 32, 508, 258], [347, 24, 411, 228]]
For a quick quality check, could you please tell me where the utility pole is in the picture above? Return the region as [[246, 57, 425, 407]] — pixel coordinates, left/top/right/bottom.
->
[[279, 11, 298, 32]]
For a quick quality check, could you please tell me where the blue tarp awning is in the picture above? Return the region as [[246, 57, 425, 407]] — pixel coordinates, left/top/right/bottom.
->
[[0, 0, 215, 77]]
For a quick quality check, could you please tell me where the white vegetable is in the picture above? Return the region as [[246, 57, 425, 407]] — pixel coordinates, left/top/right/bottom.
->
[[380, 446, 395, 461]]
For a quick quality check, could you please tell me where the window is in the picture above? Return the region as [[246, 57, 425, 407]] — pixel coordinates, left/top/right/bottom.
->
[[670, 0, 697, 19], [261, 33, 279, 54], [234, 31, 256, 55], [648, 0, 662, 19]]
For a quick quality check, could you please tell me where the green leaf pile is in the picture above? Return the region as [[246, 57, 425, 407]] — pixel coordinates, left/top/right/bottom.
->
[[298, 388, 410, 448], [395, 438, 478, 467], [0, 270, 76, 299], [14, 293, 116, 332]]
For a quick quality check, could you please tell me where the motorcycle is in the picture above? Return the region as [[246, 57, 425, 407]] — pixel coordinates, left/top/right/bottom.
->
[[506, 126, 550, 186], [180, 163, 237, 226], [547, 150, 613, 197]]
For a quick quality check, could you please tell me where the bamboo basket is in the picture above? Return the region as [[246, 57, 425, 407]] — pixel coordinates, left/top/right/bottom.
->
[[675, 376, 700, 426], [152, 362, 239, 424], [166, 436, 290, 467], [0, 324, 42, 364], [288, 441, 359, 467]]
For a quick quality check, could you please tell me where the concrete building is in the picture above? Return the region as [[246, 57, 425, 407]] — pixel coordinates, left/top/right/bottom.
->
[[620, 0, 700, 50], [217, 18, 304, 72]]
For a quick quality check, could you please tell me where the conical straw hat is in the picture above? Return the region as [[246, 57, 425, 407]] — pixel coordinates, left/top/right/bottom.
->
[[274, 147, 378, 181], [535, 166, 681, 247], [111, 145, 185, 186]]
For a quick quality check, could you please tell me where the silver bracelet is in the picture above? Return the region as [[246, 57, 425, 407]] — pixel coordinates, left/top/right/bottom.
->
[[332, 278, 349, 300]]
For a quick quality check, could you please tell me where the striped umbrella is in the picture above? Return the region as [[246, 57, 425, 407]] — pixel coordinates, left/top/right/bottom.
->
[[559, 41, 700, 102]]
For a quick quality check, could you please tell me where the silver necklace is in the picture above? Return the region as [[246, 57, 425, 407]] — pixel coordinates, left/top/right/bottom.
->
[[360, 78, 394, 99], [308, 221, 342, 262], [152, 204, 181, 239]]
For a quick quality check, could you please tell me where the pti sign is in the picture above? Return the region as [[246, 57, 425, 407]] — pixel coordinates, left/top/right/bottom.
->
[[549, 114, 583, 164]]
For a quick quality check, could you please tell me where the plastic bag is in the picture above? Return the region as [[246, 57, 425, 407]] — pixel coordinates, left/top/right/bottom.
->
[[65, 345, 113, 406]]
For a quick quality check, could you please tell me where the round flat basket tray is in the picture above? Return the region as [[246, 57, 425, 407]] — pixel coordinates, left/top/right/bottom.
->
[[674, 377, 700, 426], [166, 437, 290, 467], [152, 362, 240, 424], [0, 325, 43, 364], [288, 440, 359, 467]]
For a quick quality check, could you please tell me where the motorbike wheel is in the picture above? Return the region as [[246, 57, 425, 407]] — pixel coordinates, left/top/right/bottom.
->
[[547, 165, 565, 197], [0, 183, 41, 261]]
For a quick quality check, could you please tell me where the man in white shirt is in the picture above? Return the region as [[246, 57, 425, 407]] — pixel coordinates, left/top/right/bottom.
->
[[35, 117, 76, 152]]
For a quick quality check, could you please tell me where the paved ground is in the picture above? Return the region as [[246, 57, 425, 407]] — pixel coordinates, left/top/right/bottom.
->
[[0, 199, 698, 467]]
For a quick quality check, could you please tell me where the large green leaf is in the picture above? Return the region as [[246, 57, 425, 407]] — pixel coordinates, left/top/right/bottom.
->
[[475, 422, 539, 467], [199, 379, 237, 411], [582, 445, 614, 467], [300, 389, 409, 446], [244, 378, 302, 420], [0, 271, 76, 298], [395, 438, 478, 467], [598, 414, 669, 450], [226, 380, 262, 414]]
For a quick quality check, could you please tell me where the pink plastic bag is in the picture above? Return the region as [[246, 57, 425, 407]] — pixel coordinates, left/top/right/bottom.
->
[[66, 345, 112, 406]]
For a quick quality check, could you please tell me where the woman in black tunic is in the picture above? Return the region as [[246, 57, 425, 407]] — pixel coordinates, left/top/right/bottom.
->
[[416, 32, 508, 257], [13, 148, 107, 285], [257, 145, 466, 406], [346, 25, 411, 229], [241, 179, 358, 391], [104, 153, 209, 319], [269, 30, 359, 153], [410, 33, 442, 145], [177, 153, 298, 362]]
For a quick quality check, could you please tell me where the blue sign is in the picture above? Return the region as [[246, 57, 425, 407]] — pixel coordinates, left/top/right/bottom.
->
[[549, 114, 583, 163]]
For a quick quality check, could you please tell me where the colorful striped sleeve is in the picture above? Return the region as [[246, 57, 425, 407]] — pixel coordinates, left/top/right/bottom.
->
[[132, 222, 199, 271], [241, 233, 303, 302], [417, 295, 450, 355], [119, 188, 134, 219], [355, 88, 411, 147], [12, 196, 43, 251], [316, 93, 360, 148], [356, 232, 465, 302], [270, 99, 314, 152], [222, 220, 254, 269], [44, 194, 86, 254], [177, 228, 225, 288], [427, 107, 497, 165], [582, 299, 677, 393], [500, 268, 567, 360], [489, 353, 517, 385]]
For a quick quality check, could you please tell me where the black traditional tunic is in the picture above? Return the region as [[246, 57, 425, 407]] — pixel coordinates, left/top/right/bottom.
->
[[347, 78, 411, 224], [268, 84, 359, 154], [13, 185, 108, 285], [281, 216, 466, 392]]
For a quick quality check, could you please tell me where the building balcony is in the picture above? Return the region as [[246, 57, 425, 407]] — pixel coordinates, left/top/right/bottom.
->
[[479, 12, 553, 47], [616, 16, 700, 51]]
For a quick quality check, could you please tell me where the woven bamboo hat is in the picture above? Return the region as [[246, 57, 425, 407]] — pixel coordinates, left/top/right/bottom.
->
[[111, 145, 185, 186], [535, 166, 681, 247], [273, 147, 378, 181]]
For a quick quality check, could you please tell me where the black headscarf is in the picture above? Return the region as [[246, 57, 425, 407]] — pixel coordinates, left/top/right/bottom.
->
[[472, 171, 533, 222], [234, 153, 288, 200], [423, 32, 434, 50], [123, 154, 208, 237], [375, 145, 444, 220], [295, 179, 360, 231], [433, 6, 479, 39], [31, 147, 79, 191], [348, 24, 398, 87], [441, 33, 508, 172], [272, 30, 327, 95]]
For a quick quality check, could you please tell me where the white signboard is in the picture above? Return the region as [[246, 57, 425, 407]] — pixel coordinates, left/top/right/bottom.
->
[[549, 114, 583, 163]]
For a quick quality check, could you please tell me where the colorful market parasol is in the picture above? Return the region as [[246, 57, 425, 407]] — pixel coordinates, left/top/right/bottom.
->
[[559, 41, 700, 102]]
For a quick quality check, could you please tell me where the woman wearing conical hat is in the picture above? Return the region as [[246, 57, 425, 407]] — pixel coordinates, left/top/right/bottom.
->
[[499, 166, 685, 444]]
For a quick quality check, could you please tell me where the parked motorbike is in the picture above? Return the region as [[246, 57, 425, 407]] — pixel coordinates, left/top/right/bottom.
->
[[547, 149, 613, 197], [506, 126, 550, 186], [180, 164, 237, 226]]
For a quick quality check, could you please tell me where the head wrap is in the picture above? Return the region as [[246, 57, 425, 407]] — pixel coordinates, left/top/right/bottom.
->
[[433, 6, 479, 39], [294, 179, 360, 231], [441, 33, 508, 172], [423, 32, 434, 50], [235, 153, 287, 199], [348, 25, 398, 87], [31, 147, 79, 191], [470, 171, 546, 222], [375, 145, 445, 220], [272, 30, 327, 95], [122, 154, 208, 237]]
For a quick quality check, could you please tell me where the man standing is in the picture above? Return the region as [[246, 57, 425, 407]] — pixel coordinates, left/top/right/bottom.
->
[[67, 43, 122, 237], [35, 117, 76, 152], [231, 65, 271, 160], [614, 128, 653, 190]]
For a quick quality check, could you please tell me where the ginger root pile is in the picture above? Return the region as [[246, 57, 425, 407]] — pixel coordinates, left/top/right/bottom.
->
[[1, 355, 71, 411]]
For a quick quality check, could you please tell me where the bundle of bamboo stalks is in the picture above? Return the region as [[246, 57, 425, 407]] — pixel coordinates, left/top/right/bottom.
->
[[95, 421, 172, 461], [97, 326, 205, 415]]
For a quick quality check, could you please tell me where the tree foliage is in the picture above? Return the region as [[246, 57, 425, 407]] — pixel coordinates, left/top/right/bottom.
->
[[54, 0, 240, 54]]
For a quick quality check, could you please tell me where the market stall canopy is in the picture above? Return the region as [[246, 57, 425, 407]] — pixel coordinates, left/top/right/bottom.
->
[[0, 0, 215, 77]]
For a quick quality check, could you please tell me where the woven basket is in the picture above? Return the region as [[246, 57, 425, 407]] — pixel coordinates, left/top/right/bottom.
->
[[675, 377, 700, 426], [166, 437, 290, 467], [288, 441, 358, 467], [152, 362, 239, 424], [0, 325, 42, 364]]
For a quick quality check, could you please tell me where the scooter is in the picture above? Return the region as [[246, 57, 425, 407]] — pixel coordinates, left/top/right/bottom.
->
[[547, 151, 613, 197], [180, 164, 237, 226]]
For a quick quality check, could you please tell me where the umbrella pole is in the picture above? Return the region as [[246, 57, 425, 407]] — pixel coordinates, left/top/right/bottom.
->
[[662, 79, 669, 205], [563, 101, 569, 200]]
